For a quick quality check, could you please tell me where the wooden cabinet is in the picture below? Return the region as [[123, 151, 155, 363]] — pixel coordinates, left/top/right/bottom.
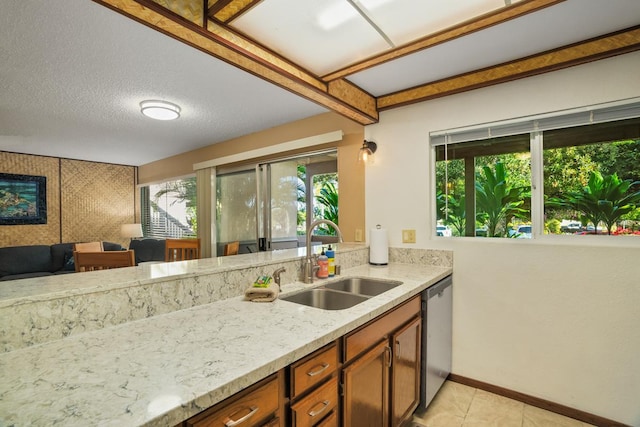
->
[[182, 294, 422, 427], [184, 372, 283, 427], [289, 343, 339, 427], [342, 295, 421, 427], [390, 317, 421, 427], [342, 340, 390, 427]]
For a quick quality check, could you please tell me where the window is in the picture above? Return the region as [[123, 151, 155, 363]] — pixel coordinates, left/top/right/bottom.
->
[[432, 100, 640, 238], [543, 120, 640, 236], [436, 134, 531, 237], [142, 177, 197, 238]]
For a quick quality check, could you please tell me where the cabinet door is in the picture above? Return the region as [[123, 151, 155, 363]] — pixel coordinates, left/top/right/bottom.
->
[[390, 317, 421, 427], [342, 340, 390, 427]]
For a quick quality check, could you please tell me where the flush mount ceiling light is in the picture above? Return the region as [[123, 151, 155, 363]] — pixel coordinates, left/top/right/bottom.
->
[[358, 139, 377, 163], [140, 100, 181, 121]]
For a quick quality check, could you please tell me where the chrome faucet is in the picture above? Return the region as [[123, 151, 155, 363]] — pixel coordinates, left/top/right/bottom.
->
[[272, 267, 286, 291], [302, 219, 343, 284]]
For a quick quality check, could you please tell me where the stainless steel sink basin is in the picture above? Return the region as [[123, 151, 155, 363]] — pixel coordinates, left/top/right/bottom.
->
[[323, 277, 403, 296], [280, 288, 369, 310], [280, 277, 403, 310]]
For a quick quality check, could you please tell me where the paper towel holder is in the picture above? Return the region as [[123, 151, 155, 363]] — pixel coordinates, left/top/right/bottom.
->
[[369, 224, 389, 266]]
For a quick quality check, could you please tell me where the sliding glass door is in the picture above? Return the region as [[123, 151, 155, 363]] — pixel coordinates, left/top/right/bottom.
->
[[215, 151, 337, 254], [216, 169, 257, 254], [259, 160, 300, 251]]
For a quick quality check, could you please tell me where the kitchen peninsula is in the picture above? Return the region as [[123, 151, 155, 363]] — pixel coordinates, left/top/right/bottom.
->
[[0, 245, 452, 426]]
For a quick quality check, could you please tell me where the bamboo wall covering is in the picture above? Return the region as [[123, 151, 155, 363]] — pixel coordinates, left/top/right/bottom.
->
[[0, 151, 136, 248]]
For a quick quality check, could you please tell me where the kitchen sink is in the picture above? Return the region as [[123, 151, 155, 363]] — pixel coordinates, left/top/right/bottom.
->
[[280, 277, 403, 310], [281, 288, 369, 310], [323, 277, 402, 296]]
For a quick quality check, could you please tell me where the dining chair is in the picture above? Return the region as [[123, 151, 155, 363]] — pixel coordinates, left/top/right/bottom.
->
[[165, 238, 201, 262], [74, 250, 135, 272], [74, 241, 104, 252], [223, 241, 240, 256]]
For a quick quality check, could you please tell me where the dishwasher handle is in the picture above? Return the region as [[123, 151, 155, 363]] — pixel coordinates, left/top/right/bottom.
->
[[427, 275, 452, 299]]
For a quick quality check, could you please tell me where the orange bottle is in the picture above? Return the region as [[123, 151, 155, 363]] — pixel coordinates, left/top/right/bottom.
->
[[317, 247, 329, 278]]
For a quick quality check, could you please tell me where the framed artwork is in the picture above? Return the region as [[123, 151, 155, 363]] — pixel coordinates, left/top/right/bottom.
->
[[0, 173, 47, 225]]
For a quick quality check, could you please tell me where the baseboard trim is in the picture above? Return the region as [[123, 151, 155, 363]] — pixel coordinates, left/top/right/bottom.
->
[[448, 374, 630, 427]]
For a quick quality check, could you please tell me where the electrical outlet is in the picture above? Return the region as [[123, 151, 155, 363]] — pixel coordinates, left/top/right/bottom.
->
[[402, 229, 416, 243], [355, 228, 363, 242]]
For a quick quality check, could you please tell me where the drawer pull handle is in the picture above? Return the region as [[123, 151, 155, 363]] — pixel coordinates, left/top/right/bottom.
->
[[306, 363, 330, 377], [224, 406, 259, 427], [307, 400, 330, 417]]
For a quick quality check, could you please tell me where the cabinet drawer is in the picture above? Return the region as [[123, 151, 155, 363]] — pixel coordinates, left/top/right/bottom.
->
[[186, 374, 280, 427], [290, 343, 338, 398], [314, 410, 337, 427], [344, 295, 420, 363], [290, 377, 338, 427]]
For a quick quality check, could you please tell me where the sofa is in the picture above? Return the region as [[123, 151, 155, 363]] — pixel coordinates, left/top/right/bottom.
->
[[0, 242, 124, 281], [128, 238, 166, 264]]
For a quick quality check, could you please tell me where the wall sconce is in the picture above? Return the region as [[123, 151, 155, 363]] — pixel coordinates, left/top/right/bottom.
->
[[121, 223, 143, 240], [358, 140, 377, 164]]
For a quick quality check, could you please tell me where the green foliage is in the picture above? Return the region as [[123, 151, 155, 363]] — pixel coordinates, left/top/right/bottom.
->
[[545, 218, 561, 234], [297, 165, 306, 233], [547, 171, 640, 234], [437, 190, 466, 236], [475, 162, 530, 237], [544, 139, 640, 223], [478, 153, 531, 189], [544, 146, 599, 200], [314, 181, 339, 234], [435, 159, 465, 196]]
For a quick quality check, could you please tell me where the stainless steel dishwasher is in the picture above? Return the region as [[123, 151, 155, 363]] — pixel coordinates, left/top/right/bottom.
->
[[420, 275, 453, 409]]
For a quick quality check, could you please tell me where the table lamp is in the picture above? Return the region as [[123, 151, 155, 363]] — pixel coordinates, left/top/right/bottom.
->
[[121, 223, 143, 240]]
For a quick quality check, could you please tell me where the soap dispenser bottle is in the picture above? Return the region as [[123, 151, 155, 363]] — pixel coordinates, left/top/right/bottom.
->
[[326, 244, 335, 277], [317, 247, 329, 278]]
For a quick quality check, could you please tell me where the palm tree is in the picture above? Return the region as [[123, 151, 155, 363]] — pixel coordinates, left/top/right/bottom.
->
[[547, 171, 640, 234], [475, 162, 529, 237]]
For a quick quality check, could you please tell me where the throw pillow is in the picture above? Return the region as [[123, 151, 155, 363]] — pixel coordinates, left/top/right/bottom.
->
[[63, 250, 76, 271]]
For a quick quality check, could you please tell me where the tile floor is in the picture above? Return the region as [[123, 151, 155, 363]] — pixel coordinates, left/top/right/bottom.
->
[[411, 381, 596, 427]]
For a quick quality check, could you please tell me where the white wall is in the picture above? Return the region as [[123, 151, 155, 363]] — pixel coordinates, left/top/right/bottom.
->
[[365, 52, 640, 425]]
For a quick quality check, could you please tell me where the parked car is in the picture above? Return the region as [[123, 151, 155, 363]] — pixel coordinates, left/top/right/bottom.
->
[[475, 226, 488, 237], [508, 225, 532, 238], [516, 225, 532, 238], [436, 225, 452, 237], [560, 222, 582, 233]]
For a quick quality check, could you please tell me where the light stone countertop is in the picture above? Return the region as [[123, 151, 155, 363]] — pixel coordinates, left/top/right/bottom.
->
[[0, 244, 358, 307], [0, 262, 451, 427]]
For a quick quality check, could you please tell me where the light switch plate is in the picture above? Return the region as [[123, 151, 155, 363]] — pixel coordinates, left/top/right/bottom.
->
[[355, 228, 363, 242], [402, 229, 416, 243]]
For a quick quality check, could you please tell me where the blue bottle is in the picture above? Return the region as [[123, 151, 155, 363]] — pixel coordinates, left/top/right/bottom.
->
[[326, 244, 335, 277]]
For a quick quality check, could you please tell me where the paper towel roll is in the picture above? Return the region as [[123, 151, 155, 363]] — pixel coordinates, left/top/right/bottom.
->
[[369, 226, 388, 265]]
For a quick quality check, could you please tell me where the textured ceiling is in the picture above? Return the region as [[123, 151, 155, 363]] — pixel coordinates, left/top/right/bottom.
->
[[1, 0, 638, 166], [0, 0, 327, 166]]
